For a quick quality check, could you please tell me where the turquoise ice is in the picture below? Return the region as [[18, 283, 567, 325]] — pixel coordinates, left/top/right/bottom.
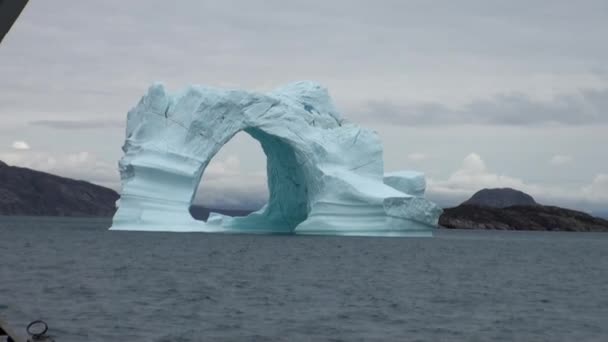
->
[[110, 81, 442, 236]]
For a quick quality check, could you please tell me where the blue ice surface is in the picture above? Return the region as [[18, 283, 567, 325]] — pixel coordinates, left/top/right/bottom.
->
[[110, 81, 442, 237]]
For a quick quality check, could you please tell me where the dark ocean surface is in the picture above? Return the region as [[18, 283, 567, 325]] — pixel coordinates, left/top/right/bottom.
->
[[1, 216, 607, 341]]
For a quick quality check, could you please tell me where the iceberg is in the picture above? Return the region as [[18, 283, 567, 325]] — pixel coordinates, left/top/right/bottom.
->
[[110, 81, 442, 236]]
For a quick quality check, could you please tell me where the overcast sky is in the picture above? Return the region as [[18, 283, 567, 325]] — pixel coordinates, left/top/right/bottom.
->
[[1, 0, 607, 214]]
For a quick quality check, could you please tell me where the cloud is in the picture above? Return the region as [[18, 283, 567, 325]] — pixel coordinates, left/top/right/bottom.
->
[[407, 153, 427, 161], [582, 174, 608, 204], [29, 119, 124, 130], [550, 154, 573, 165], [194, 154, 268, 209], [353, 86, 608, 126], [427, 153, 533, 203], [427, 153, 608, 213], [11, 141, 30, 150], [3, 0, 608, 128], [0, 150, 119, 189]]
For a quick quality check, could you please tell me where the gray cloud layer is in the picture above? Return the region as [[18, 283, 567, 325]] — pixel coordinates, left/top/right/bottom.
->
[[2, 0, 607, 125], [353, 85, 608, 126], [29, 119, 124, 130]]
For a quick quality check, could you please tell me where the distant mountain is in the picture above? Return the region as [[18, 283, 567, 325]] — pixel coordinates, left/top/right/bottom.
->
[[596, 211, 608, 220], [0, 160, 119, 217], [440, 188, 608, 232], [462, 187, 537, 208]]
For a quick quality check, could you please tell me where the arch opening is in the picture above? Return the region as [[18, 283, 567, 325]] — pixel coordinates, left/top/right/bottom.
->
[[189, 128, 311, 232], [189, 132, 267, 221]]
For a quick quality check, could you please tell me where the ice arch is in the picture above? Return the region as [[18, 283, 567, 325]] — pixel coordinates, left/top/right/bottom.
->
[[110, 81, 442, 236]]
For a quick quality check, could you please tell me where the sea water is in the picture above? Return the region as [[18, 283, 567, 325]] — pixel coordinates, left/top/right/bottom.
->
[[1, 216, 607, 341]]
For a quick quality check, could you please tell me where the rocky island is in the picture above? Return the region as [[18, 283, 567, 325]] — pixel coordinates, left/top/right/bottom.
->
[[440, 188, 608, 232]]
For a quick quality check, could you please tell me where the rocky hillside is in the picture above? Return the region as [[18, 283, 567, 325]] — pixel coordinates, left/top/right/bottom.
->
[[440, 188, 608, 232], [0, 161, 119, 217]]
